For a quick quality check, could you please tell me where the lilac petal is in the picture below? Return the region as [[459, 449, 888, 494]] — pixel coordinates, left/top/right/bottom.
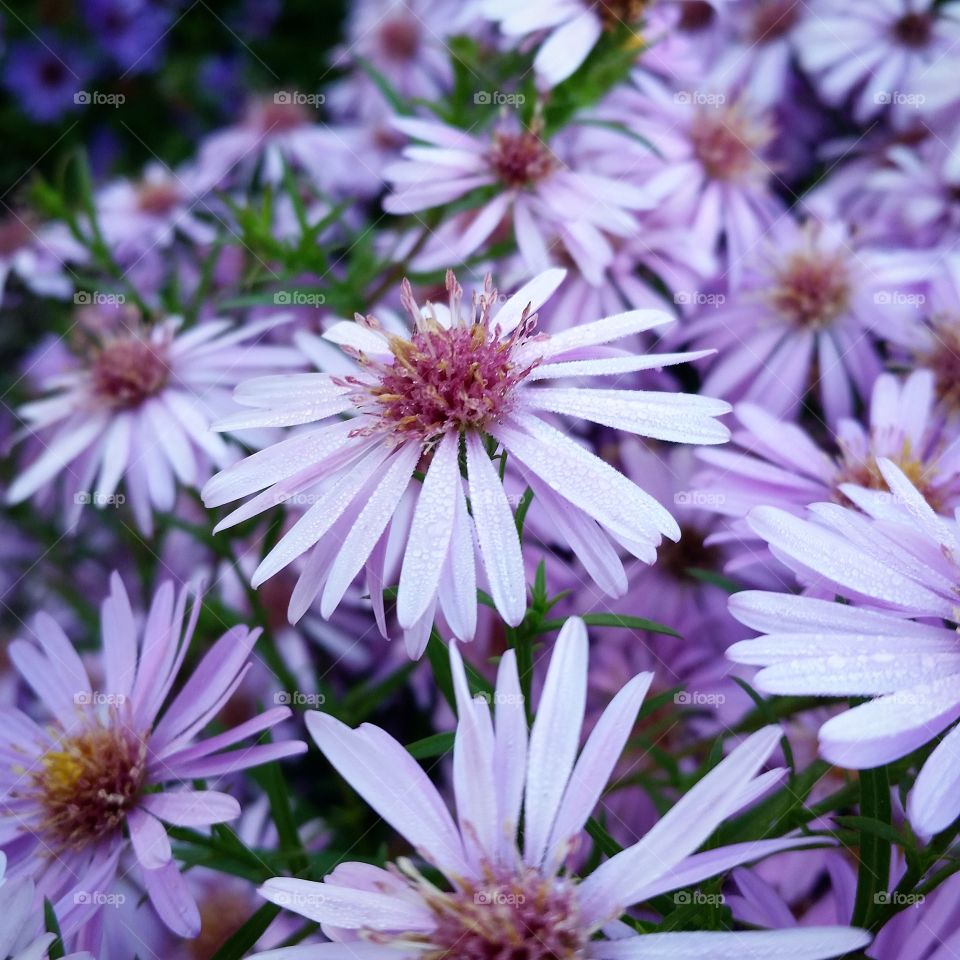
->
[[534, 10, 602, 87], [305, 711, 469, 878], [128, 807, 172, 870], [143, 859, 201, 938], [101, 572, 137, 699], [397, 432, 460, 628], [492, 650, 527, 864], [140, 790, 240, 826], [546, 671, 652, 870], [259, 878, 434, 931], [171, 741, 306, 779], [466, 432, 527, 626], [524, 617, 588, 868], [437, 481, 478, 641], [490, 268, 567, 334], [523, 309, 673, 363], [589, 927, 871, 959], [819, 680, 960, 768], [252, 945, 397, 960], [908, 723, 960, 835], [159, 707, 293, 764]]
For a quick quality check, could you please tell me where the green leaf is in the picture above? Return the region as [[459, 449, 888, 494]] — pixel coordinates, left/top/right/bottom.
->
[[537, 613, 680, 637], [43, 900, 65, 960], [406, 731, 456, 759], [852, 765, 893, 927]]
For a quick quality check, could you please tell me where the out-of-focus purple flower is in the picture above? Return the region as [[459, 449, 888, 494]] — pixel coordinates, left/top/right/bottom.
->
[[0, 213, 86, 306], [2, 36, 90, 123], [0, 573, 306, 939], [796, 0, 960, 126], [82, 0, 173, 75], [729, 458, 960, 834], [684, 218, 924, 423], [202, 270, 730, 655], [230, 0, 282, 39], [257, 617, 865, 960], [384, 116, 655, 284], [7, 305, 303, 533]]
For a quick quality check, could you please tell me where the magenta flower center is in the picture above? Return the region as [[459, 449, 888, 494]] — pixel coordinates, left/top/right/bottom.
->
[[378, 16, 421, 60], [91, 335, 170, 408], [489, 131, 556, 190], [27, 721, 148, 851], [749, 0, 799, 43], [257, 99, 311, 133], [421, 868, 587, 960], [767, 250, 851, 330], [893, 12, 932, 48], [677, 1, 716, 32], [690, 104, 773, 182], [0, 216, 32, 256], [137, 180, 182, 215]]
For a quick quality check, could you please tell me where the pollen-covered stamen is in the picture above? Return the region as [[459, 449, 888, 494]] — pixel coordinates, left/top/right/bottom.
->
[[917, 314, 960, 415], [345, 271, 540, 442], [835, 440, 947, 512], [766, 250, 851, 330], [593, 0, 648, 29], [690, 102, 775, 182], [386, 862, 588, 960], [90, 334, 170, 408], [488, 129, 556, 190], [25, 720, 148, 852]]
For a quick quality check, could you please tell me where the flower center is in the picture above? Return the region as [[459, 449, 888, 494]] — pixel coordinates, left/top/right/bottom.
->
[[0, 216, 32, 256], [592, 0, 648, 29], [893, 11, 932, 48], [919, 314, 960, 415], [488, 131, 556, 190], [677, 1, 716, 32], [345, 272, 540, 443], [689, 103, 774, 182], [137, 180, 182, 215], [27, 722, 147, 852], [256, 98, 311, 133], [767, 250, 851, 330], [835, 441, 945, 512], [402, 865, 587, 960], [91, 335, 170, 408], [378, 16, 421, 60], [749, 0, 799, 43], [656, 525, 724, 582]]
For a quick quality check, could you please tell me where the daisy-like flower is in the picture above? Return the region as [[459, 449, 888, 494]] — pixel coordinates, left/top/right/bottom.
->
[[728, 458, 960, 833], [383, 117, 654, 283], [0, 212, 85, 306], [256, 617, 868, 960], [481, 0, 647, 88], [202, 269, 731, 656], [7, 304, 302, 533], [693, 370, 960, 571], [0, 573, 306, 938], [685, 218, 917, 423], [0, 854, 90, 960], [796, 0, 960, 126]]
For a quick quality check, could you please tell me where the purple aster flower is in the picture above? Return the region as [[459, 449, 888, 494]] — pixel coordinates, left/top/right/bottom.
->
[[2, 36, 89, 123], [82, 0, 173, 75], [0, 573, 306, 938], [684, 218, 920, 423], [796, 0, 960, 126], [728, 458, 960, 834], [693, 370, 960, 578], [255, 617, 867, 960], [202, 269, 730, 656], [0, 213, 86, 306], [7, 306, 303, 533], [383, 117, 654, 283], [481, 0, 647, 88]]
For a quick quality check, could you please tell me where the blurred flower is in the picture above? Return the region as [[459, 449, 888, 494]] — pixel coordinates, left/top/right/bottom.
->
[[0, 574, 306, 938], [0, 213, 86, 306], [82, 0, 173, 74], [7, 305, 302, 533], [258, 617, 866, 960], [2, 36, 89, 123], [203, 269, 730, 656]]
